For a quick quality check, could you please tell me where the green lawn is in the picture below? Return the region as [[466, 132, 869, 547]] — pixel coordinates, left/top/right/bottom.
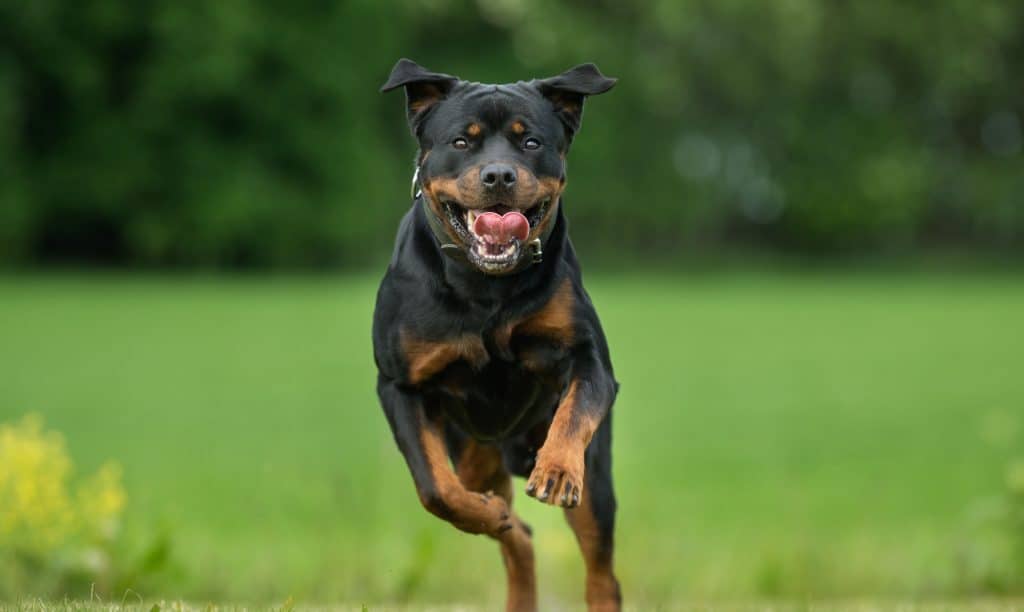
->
[[1, 272, 1023, 606], [5, 602, 1024, 612]]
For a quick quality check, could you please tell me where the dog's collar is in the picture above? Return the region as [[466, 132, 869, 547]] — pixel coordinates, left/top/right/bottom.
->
[[412, 165, 550, 271]]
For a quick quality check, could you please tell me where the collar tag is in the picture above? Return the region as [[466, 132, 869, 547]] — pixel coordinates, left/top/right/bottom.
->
[[528, 238, 543, 263]]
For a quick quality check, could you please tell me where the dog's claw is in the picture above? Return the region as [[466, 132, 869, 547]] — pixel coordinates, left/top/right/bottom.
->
[[527, 455, 585, 507]]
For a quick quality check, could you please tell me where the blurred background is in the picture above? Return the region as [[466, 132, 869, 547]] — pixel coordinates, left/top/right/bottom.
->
[[1, 0, 1023, 606]]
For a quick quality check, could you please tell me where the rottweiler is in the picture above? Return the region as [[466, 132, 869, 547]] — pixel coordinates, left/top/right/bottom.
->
[[374, 58, 619, 612]]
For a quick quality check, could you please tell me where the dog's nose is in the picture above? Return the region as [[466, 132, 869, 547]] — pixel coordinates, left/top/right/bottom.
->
[[480, 164, 517, 189]]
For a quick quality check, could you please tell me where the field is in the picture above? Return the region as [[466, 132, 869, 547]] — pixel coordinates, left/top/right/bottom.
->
[[1, 272, 1023, 607]]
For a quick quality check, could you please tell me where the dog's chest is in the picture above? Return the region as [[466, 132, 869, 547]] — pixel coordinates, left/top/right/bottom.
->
[[400, 321, 571, 388], [399, 281, 576, 438], [400, 279, 575, 387], [422, 329, 572, 440]]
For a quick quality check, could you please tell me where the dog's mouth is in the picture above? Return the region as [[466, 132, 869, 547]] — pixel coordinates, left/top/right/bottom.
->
[[441, 198, 551, 274]]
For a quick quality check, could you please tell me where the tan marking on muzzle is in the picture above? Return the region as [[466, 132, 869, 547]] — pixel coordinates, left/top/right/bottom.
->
[[423, 167, 565, 246], [525, 176, 564, 241], [426, 165, 561, 211], [420, 177, 462, 243]]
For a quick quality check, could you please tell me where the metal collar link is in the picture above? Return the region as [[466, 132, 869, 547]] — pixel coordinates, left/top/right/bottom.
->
[[410, 166, 421, 200]]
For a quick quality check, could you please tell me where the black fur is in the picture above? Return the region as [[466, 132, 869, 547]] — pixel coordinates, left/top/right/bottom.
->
[[373, 58, 620, 608]]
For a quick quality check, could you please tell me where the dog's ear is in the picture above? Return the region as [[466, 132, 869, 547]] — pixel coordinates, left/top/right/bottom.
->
[[534, 63, 616, 140], [381, 58, 459, 135]]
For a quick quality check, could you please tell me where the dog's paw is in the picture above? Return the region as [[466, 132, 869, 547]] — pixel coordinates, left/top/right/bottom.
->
[[525, 447, 583, 508], [452, 489, 514, 536]]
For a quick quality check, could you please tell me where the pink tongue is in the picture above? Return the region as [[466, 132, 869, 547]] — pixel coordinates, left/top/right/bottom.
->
[[473, 211, 530, 243]]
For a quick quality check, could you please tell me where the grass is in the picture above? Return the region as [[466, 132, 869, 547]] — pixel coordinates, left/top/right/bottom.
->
[[1, 271, 1023, 606], [5, 601, 1024, 612]]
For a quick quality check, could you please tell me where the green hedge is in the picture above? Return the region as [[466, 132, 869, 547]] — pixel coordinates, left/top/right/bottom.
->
[[1, 0, 1021, 268]]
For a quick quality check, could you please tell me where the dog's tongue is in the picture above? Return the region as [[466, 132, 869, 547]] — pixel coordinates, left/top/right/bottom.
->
[[473, 211, 530, 243]]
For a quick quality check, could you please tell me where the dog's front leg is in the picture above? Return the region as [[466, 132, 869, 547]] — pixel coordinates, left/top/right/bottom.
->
[[526, 351, 616, 508], [377, 374, 514, 536]]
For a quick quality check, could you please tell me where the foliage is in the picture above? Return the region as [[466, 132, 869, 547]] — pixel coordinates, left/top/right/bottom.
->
[[0, 414, 126, 597], [0, 1, 1022, 268]]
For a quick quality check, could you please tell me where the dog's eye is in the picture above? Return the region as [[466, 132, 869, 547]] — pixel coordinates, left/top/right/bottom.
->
[[452, 138, 469, 150], [523, 138, 541, 151]]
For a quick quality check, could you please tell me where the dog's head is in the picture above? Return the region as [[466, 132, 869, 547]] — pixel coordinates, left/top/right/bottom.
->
[[382, 59, 615, 275]]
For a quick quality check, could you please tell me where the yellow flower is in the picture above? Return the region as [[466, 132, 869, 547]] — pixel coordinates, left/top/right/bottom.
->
[[76, 462, 127, 540], [0, 414, 126, 553]]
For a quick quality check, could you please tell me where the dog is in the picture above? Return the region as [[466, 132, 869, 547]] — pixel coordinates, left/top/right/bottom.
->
[[373, 58, 619, 612]]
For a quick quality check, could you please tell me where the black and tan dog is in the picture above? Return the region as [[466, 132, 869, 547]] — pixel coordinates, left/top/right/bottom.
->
[[373, 59, 619, 612]]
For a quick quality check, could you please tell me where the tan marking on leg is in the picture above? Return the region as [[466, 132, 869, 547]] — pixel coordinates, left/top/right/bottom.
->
[[420, 418, 458, 493], [526, 379, 598, 507], [401, 330, 488, 385], [456, 440, 510, 499], [566, 495, 621, 612], [418, 419, 511, 536], [456, 441, 537, 612], [499, 527, 537, 612]]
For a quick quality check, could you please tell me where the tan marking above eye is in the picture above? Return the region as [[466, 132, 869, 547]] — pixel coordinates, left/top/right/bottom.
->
[[466, 123, 482, 137], [511, 121, 526, 135]]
